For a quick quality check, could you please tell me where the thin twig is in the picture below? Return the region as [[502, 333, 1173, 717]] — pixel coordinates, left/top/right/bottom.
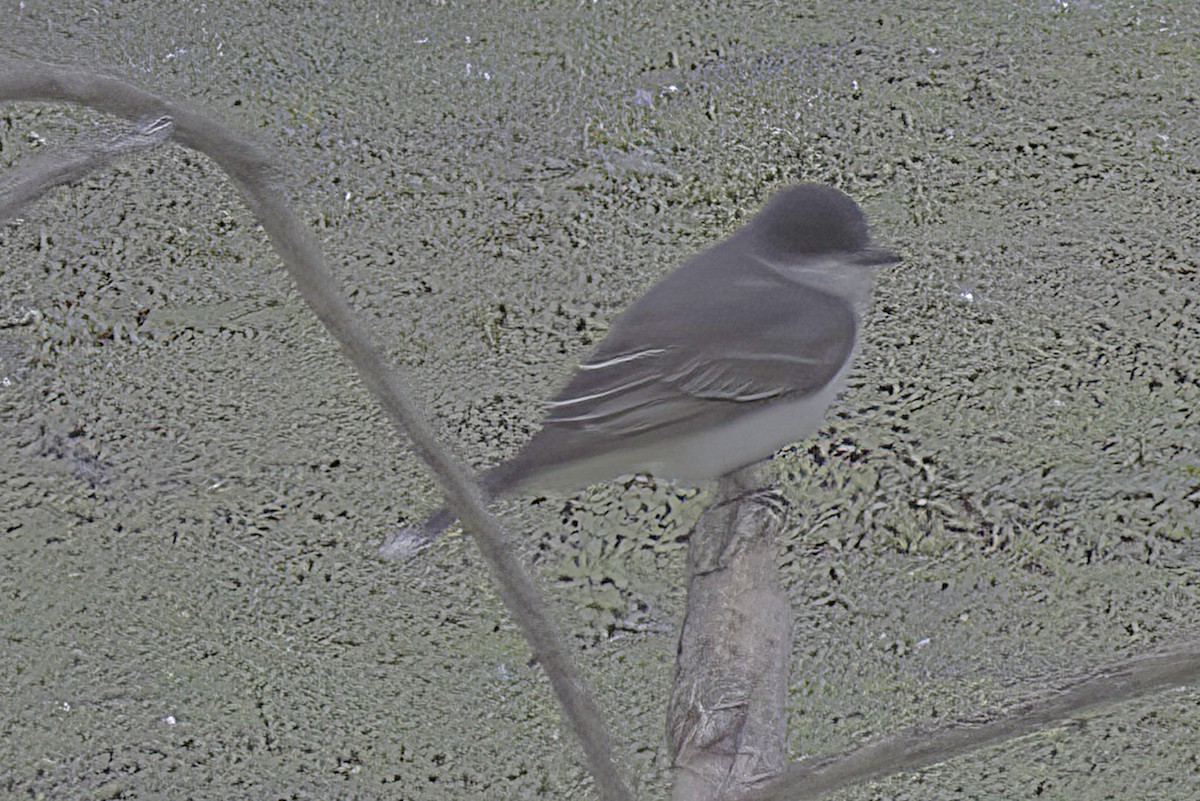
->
[[746, 648, 1200, 801], [0, 114, 173, 223]]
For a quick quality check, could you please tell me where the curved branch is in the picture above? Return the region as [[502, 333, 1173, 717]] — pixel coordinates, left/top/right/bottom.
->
[[0, 58, 633, 801]]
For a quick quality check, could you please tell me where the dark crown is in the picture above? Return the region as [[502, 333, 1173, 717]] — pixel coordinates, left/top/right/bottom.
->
[[753, 184, 871, 255]]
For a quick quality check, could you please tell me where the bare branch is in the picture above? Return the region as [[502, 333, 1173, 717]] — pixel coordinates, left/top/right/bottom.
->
[[668, 469, 793, 801], [0, 58, 634, 801], [0, 115, 173, 223], [746, 649, 1200, 801]]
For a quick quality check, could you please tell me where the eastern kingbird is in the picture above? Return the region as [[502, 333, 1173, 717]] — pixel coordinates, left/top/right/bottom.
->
[[382, 184, 897, 556]]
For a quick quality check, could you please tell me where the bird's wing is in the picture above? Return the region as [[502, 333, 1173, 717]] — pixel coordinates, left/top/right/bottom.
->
[[541, 279, 857, 440]]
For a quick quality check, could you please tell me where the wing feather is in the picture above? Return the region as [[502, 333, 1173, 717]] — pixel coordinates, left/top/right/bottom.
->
[[541, 280, 856, 439]]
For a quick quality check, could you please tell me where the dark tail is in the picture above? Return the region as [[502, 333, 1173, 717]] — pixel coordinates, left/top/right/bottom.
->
[[378, 505, 457, 559], [379, 464, 522, 559]]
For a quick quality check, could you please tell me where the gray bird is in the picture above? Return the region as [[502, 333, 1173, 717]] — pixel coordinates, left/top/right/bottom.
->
[[383, 184, 897, 556]]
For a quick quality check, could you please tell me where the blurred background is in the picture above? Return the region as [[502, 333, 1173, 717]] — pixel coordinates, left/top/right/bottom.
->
[[1, 1, 1197, 798]]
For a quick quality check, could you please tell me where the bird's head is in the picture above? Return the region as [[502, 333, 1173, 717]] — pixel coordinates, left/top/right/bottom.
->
[[750, 184, 875, 258]]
